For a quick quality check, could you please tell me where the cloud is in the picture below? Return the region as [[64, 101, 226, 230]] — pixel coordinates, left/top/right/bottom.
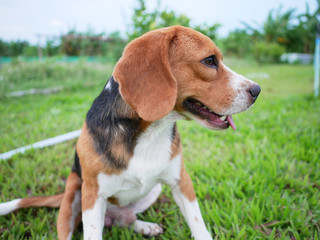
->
[[49, 20, 64, 27]]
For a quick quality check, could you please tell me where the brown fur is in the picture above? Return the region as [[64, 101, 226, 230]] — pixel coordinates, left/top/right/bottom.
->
[[113, 28, 178, 122], [167, 125, 194, 201], [109, 140, 134, 167], [79, 123, 123, 172], [140, 120, 152, 132], [179, 160, 196, 201], [170, 127, 181, 159], [18, 193, 64, 208], [76, 122, 107, 211], [170, 130, 195, 201], [76, 122, 135, 212], [169, 125, 194, 201], [108, 197, 119, 206], [57, 172, 82, 239]]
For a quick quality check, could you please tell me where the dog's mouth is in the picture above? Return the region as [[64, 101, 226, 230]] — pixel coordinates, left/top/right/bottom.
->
[[182, 98, 236, 130]]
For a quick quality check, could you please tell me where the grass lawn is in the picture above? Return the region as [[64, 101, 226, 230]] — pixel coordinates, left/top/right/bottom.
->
[[0, 58, 319, 239]]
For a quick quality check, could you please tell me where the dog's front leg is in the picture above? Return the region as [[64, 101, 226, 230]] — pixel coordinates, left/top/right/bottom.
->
[[81, 181, 107, 240], [167, 161, 213, 240]]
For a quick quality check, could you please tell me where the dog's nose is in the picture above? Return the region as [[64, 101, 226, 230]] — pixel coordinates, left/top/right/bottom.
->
[[248, 84, 261, 102]]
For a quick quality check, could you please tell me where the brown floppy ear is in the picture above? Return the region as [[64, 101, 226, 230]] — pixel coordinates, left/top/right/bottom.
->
[[113, 28, 177, 121]]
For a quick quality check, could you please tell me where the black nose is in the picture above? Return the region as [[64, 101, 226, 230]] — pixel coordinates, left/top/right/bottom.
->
[[248, 85, 261, 101]]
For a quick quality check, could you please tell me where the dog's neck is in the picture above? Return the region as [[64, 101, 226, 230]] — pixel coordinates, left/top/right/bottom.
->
[[86, 77, 178, 170]]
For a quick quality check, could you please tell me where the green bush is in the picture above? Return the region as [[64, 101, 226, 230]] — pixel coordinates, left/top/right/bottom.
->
[[252, 41, 285, 63], [23, 46, 38, 57], [0, 60, 112, 96], [222, 29, 252, 57]]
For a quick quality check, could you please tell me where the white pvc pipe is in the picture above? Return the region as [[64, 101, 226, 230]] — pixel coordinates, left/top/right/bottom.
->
[[8, 86, 63, 97], [0, 129, 81, 161], [315, 37, 320, 97]]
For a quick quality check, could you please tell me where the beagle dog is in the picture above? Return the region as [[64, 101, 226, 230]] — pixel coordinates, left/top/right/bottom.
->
[[0, 26, 260, 240]]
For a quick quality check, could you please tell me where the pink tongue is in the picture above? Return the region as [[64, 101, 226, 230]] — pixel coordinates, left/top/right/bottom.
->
[[227, 115, 236, 130]]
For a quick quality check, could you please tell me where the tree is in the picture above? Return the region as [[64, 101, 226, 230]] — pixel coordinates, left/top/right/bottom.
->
[[0, 40, 29, 57], [242, 6, 296, 47], [127, 0, 160, 40], [242, 3, 320, 54], [293, 0, 320, 53], [127, 0, 220, 41], [44, 37, 60, 56], [222, 29, 252, 57]]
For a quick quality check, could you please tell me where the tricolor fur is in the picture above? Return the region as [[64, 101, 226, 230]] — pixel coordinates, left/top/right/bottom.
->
[[0, 26, 260, 240]]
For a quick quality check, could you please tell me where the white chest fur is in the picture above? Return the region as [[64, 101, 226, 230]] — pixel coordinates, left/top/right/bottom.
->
[[97, 112, 184, 206]]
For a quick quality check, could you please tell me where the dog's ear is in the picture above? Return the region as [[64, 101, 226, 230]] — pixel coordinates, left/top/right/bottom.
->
[[113, 28, 177, 121]]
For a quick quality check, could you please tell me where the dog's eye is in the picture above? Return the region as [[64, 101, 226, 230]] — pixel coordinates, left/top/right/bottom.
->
[[202, 55, 218, 69]]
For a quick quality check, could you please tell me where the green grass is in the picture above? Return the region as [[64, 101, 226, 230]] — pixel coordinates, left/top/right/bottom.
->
[[0, 58, 319, 239]]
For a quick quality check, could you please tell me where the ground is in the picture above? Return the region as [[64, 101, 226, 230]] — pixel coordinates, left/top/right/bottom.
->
[[0, 58, 319, 239]]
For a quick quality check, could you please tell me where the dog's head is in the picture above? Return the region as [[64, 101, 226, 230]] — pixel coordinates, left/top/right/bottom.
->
[[113, 26, 260, 130]]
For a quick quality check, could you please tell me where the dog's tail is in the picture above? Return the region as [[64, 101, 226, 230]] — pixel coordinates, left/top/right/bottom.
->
[[0, 194, 64, 216]]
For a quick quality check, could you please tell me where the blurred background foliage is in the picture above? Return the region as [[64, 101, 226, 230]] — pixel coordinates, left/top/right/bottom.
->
[[0, 0, 319, 63]]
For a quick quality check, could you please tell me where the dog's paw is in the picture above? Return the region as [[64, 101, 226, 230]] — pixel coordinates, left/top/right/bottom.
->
[[133, 220, 163, 236]]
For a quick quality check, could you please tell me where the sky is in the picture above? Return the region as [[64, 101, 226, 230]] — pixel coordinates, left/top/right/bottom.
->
[[0, 0, 318, 44]]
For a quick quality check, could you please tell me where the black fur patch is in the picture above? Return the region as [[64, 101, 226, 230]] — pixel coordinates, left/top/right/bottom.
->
[[72, 151, 82, 178], [171, 123, 177, 141], [171, 123, 180, 148], [86, 77, 140, 170]]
